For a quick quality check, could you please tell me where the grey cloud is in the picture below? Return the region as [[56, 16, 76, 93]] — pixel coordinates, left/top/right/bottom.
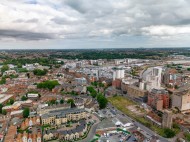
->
[[62, 0, 185, 37], [13, 18, 39, 23], [64, 0, 88, 14], [13, 19, 25, 23], [51, 17, 76, 25], [2, 0, 190, 41], [26, 18, 39, 23], [178, 19, 190, 25], [36, 0, 190, 38], [51, 17, 66, 24], [64, 0, 114, 18], [0, 30, 54, 40]]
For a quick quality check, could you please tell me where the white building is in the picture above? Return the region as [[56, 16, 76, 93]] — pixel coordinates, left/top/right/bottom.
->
[[142, 66, 163, 91], [113, 67, 125, 80], [3, 70, 17, 76], [75, 77, 87, 85], [27, 93, 39, 98]]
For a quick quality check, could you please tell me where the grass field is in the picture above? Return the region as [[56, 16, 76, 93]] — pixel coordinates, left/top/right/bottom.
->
[[108, 96, 139, 118], [108, 95, 134, 106], [108, 96, 178, 138]]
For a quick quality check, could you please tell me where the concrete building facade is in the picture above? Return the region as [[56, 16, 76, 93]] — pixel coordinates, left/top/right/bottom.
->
[[172, 86, 190, 112], [162, 110, 173, 128], [127, 85, 148, 102]]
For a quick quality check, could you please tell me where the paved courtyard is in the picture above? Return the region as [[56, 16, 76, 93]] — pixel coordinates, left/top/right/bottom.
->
[[97, 118, 115, 130]]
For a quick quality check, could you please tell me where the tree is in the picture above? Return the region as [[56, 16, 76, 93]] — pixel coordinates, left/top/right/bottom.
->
[[173, 123, 180, 130], [33, 69, 48, 76], [174, 85, 179, 89], [0, 104, 3, 114], [177, 65, 182, 69], [23, 108, 30, 118], [37, 80, 59, 90], [2, 109, 7, 115], [1, 65, 9, 73], [130, 68, 137, 76], [145, 122, 151, 127], [97, 94, 108, 109], [17, 63, 22, 68], [70, 91, 78, 96], [50, 99, 56, 105], [87, 86, 97, 98], [55, 65, 61, 68], [184, 132, 190, 141], [90, 92, 97, 98], [60, 99, 64, 104], [9, 74, 18, 79], [9, 98, 14, 105], [56, 101, 58, 105], [18, 68, 28, 73], [26, 73, 30, 78], [0, 77, 6, 85], [91, 82, 105, 88], [87, 86, 96, 93], [21, 96, 28, 101], [163, 128, 176, 138], [67, 99, 75, 108], [91, 81, 98, 87], [99, 82, 105, 87]]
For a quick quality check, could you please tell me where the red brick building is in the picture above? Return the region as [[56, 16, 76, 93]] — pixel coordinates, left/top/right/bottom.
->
[[112, 79, 121, 89], [162, 69, 184, 88], [148, 89, 169, 111]]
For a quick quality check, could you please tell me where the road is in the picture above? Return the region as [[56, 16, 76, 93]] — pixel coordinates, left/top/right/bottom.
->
[[78, 114, 100, 142], [108, 103, 170, 142], [133, 120, 169, 142]]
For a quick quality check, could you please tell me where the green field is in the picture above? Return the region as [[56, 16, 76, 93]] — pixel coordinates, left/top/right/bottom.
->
[[108, 96, 178, 138]]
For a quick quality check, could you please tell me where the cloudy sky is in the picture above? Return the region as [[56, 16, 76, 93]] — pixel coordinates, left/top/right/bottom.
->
[[0, 0, 190, 49]]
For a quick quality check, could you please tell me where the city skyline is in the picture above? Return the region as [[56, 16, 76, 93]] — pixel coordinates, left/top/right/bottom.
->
[[0, 0, 190, 49]]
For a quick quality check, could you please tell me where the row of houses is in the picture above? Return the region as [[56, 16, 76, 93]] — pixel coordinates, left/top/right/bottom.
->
[[3, 100, 33, 112], [41, 108, 87, 126], [43, 120, 87, 141], [16, 132, 42, 142], [20, 116, 41, 130], [37, 104, 71, 115]]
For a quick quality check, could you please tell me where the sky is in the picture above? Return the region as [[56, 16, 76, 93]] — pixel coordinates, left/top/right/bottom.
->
[[0, 0, 190, 49]]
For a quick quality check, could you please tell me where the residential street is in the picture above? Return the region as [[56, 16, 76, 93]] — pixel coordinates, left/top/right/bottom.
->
[[78, 114, 100, 142]]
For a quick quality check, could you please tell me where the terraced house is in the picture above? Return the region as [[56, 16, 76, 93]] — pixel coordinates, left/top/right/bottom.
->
[[41, 108, 86, 125], [43, 120, 87, 141]]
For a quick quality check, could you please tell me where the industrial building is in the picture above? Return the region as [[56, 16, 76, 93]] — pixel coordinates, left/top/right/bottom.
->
[[172, 86, 190, 112]]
